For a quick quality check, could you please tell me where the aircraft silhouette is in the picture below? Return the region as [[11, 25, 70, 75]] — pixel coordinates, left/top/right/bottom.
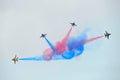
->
[[104, 31, 111, 39], [40, 34, 47, 38], [12, 55, 18, 64], [70, 22, 77, 27]]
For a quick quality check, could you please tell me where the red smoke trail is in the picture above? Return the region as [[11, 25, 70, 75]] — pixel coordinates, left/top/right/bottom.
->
[[68, 35, 104, 51], [55, 27, 73, 54], [85, 35, 104, 44], [42, 48, 53, 61], [63, 27, 73, 42]]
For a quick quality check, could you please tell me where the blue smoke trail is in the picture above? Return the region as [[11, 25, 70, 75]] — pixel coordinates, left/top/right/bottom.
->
[[64, 28, 88, 58], [44, 37, 57, 54], [19, 55, 66, 61], [19, 56, 44, 61], [62, 50, 74, 59], [67, 28, 88, 50]]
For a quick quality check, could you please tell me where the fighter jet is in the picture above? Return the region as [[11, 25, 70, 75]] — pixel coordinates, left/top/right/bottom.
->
[[40, 34, 47, 38], [12, 55, 18, 64], [70, 22, 77, 27], [104, 31, 111, 39]]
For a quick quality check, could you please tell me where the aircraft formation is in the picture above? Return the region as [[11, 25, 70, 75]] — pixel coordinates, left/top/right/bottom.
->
[[12, 22, 111, 64]]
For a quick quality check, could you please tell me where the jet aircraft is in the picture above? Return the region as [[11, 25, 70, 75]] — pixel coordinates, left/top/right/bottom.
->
[[70, 22, 77, 27], [104, 31, 111, 39], [12, 55, 19, 64], [40, 34, 47, 38]]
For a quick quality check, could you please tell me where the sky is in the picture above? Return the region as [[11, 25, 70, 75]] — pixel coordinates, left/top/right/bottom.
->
[[0, 0, 120, 80]]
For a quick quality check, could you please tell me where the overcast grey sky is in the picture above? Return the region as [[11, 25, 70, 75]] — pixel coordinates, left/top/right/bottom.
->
[[0, 0, 120, 80]]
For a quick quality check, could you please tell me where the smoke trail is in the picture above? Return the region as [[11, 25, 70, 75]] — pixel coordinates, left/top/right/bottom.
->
[[67, 28, 88, 50], [63, 27, 73, 42], [62, 50, 74, 59], [85, 35, 104, 44], [55, 27, 73, 54], [19, 55, 66, 61], [44, 37, 56, 53], [19, 52, 63, 61], [43, 38, 57, 60], [19, 28, 104, 61], [57, 28, 88, 59], [42, 48, 53, 61], [19, 35, 104, 61], [19, 56, 43, 61]]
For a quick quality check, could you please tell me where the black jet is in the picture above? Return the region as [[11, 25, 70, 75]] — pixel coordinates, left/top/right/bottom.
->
[[104, 31, 111, 39], [12, 55, 18, 64], [40, 34, 47, 38], [70, 22, 77, 27]]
